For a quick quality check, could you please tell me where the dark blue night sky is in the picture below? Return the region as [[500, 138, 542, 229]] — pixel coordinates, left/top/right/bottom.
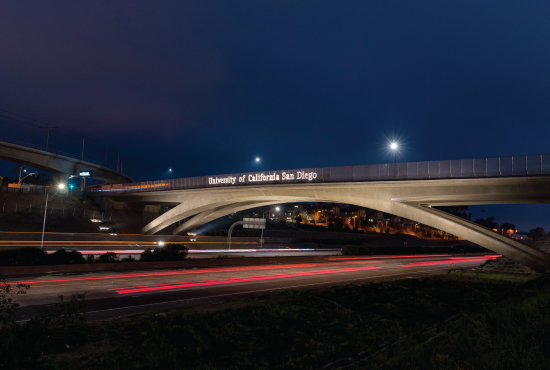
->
[[1, 1, 549, 231]]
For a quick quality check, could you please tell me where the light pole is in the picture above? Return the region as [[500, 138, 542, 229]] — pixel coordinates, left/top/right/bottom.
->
[[256, 157, 260, 172], [390, 142, 398, 163], [18, 165, 26, 184]]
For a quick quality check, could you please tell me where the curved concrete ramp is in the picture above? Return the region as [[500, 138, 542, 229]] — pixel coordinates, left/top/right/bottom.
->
[[130, 177, 550, 272], [0, 140, 132, 184]]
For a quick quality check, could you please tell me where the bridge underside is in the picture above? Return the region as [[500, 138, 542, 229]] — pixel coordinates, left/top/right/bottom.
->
[[111, 177, 550, 272], [0, 140, 132, 184]]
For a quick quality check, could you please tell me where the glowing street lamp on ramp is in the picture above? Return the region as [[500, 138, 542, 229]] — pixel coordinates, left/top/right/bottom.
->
[[390, 142, 398, 163]]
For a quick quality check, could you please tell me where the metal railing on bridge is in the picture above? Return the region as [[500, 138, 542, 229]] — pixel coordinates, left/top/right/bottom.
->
[[0, 136, 127, 174], [88, 154, 550, 195]]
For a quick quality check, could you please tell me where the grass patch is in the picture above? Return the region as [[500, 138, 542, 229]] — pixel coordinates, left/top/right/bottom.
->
[[448, 270, 535, 283], [3, 273, 549, 369]]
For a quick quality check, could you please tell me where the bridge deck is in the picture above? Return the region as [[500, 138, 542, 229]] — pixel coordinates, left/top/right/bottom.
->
[[89, 154, 550, 194]]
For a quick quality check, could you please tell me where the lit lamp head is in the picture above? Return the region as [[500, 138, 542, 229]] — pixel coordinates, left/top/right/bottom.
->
[[256, 157, 260, 162], [169, 168, 172, 172], [276, 207, 280, 211], [390, 142, 398, 150], [58, 183, 65, 189]]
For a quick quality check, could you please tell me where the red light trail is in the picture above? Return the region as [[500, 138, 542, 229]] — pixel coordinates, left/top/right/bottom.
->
[[115, 266, 383, 294], [398, 256, 497, 267], [326, 254, 452, 260], [17, 261, 384, 285]]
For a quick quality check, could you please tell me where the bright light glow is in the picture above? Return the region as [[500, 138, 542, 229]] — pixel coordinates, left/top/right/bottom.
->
[[256, 157, 260, 162], [158, 242, 165, 246], [58, 184, 65, 189], [110, 233, 117, 236], [276, 207, 280, 211], [169, 168, 172, 171], [390, 142, 398, 150], [90, 219, 102, 223], [99, 226, 109, 230]]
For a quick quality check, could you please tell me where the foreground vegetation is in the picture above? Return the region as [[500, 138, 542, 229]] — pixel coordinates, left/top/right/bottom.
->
[[0, 244, 188, 266], [1, 270, 548, 369]]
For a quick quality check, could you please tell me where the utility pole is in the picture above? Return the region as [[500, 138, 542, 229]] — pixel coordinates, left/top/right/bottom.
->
[[40, 192, 49, 249], [18, 165, 26, 184], [45, 125, 51, 151], [81, 138, 85, 161]]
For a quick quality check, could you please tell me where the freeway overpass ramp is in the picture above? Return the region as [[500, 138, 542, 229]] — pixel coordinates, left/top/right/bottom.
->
[[0, 139, 132, 185]]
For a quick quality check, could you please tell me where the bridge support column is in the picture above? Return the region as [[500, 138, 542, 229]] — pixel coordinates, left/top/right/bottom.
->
[[388, 201, 550, 273]]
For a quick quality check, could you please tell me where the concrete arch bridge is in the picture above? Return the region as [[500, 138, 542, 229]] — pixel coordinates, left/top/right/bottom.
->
[[89, 154, 550, 272]]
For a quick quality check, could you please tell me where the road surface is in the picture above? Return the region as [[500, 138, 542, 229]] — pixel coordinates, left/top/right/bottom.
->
[[8, 253, 499, 322]]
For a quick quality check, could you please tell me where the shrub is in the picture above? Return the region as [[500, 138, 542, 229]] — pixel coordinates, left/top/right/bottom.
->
[[48, 249, 85, 265], [139, 244, 188, 262], [85, 254, 96, 263], [341, 244, 373, 256], [96, 252, 119, 263], [139, 248, 155, 262], [0, 247, 48, 266], [121, 255, 137, 262]]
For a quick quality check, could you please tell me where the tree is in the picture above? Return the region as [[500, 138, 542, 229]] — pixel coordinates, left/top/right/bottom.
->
[[97, 252, 119, 263], [500, 222, 515, 232], [528, 227, 546, 240], [22, 172, 52, 185], [295, 215, 303, 224], [0, 176, 3, 186], [474, 217, 498, 230], [436, 206, 472, 220], [140, 244, 188, 262]]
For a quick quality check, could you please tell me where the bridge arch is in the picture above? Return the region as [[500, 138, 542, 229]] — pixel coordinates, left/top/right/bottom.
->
[[130, 178, 550, 272]]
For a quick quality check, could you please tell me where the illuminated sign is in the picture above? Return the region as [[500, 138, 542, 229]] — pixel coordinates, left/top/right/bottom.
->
[[79, 171, 93, 177], [208, 171, 318, 186]]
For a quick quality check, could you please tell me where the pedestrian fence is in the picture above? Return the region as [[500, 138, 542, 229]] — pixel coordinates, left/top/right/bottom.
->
[[89, 154, 550, 195]]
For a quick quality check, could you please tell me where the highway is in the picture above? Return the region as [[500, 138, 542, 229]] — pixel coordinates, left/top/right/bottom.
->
[[9, 254, 499, 322]]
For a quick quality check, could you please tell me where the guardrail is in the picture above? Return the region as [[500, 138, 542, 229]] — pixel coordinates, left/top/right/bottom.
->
[[0, 136, 126, 174], [89, 154, 550, 195]]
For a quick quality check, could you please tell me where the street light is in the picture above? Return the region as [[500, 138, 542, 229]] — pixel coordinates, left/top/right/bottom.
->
[[390, 142, 398, 163], [256, 157, 260, 172], [18, 165, 26, 184], [169, 168, 173, 179]]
